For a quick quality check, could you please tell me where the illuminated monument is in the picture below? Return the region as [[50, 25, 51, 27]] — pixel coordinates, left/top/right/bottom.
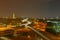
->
[[12, 12, 16, 19]]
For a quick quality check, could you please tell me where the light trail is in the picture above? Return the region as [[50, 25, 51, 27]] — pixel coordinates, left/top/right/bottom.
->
[[0, 37, 11, 40], [26, 26, 50, 40]]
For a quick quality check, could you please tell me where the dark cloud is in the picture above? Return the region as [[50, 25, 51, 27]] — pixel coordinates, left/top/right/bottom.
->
[[48, 0, 60, 17]]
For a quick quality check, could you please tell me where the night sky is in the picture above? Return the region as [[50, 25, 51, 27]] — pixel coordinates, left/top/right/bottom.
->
[[0, 0, 60, 18]]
